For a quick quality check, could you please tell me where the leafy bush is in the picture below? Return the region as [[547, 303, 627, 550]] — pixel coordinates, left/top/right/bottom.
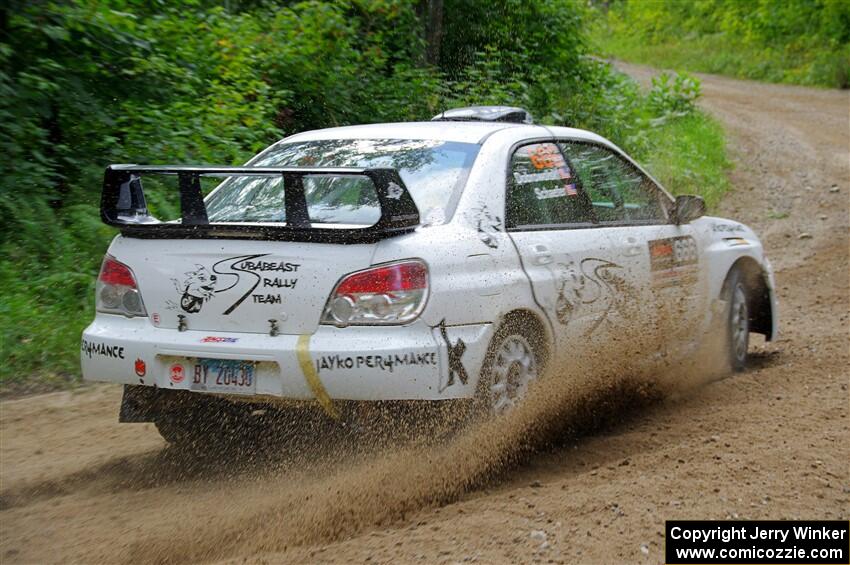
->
[[647, 72, 701, 118]]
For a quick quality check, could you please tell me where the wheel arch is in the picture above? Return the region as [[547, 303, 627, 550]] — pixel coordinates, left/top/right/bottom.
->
[[723, 256, 775, 341]]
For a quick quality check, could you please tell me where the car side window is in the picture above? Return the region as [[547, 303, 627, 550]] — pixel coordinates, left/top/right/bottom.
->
[[506, 142, 594, 228], [560, 142, 664, 223]]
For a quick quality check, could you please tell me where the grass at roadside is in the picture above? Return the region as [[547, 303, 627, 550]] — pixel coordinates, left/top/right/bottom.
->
[[0, 268, 95, 397], [641, 113, 730, 208], [588, 1, 850, 89], [594, 32, 849, 89]]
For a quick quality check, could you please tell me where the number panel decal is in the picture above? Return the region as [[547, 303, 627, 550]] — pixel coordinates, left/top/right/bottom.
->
[[648, 236, 699, 288]]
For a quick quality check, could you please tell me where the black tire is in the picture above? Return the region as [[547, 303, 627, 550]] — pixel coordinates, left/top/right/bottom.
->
[[474, 319, 546, 417], [154, 416, 203, 446], [154, 395, 259, 451], [721, 266, 750, 372], [154, 410, 228, 450]]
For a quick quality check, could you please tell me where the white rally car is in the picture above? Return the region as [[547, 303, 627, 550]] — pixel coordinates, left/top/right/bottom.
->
[[82, 106, 777, 445]]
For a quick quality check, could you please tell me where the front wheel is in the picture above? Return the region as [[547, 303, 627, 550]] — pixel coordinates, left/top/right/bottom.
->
[[477, 326, 544, 416], [723, 268, 750, 372]]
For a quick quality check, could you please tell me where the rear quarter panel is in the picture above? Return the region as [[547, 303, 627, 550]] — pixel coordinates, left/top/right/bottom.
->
[[369, 138, 552, 391], [372, 128, 548, 332]]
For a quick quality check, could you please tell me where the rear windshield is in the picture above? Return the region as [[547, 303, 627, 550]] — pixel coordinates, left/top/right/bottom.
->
[[205, 139, 480, 226]]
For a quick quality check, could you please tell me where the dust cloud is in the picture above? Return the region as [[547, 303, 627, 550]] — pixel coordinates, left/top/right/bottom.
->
[[122, 314, 724, 565]]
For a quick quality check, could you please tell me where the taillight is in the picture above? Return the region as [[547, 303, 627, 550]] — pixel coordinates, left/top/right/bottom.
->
[[321, 260, 428, 327], [96, 255, 147, 317]]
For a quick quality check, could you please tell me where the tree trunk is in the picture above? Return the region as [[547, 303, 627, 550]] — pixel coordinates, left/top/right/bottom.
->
[[423, 0, 444, 67]]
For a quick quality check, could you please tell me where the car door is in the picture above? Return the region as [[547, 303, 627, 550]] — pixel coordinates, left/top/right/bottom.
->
[[505, 141, 626, 354], [559, 140, 709, 353]]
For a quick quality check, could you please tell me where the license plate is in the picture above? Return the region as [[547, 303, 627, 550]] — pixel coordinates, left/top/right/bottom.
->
[[189, 358, 256, 394]]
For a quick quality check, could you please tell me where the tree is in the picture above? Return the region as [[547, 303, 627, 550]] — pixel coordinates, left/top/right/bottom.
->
[[421, 0, 444, 66]]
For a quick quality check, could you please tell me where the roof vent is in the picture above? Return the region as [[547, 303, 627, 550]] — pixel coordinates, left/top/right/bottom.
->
[[431, 106, 533, 125]]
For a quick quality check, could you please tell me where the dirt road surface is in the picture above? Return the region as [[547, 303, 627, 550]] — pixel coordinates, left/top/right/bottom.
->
[[1, 66, 848, 564]]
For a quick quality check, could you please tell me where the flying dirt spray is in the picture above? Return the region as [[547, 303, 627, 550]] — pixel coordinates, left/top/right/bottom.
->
[[123, 306, 732, 564]]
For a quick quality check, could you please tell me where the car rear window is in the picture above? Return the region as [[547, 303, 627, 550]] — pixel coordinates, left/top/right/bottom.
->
[[205, 139, 480, 226]]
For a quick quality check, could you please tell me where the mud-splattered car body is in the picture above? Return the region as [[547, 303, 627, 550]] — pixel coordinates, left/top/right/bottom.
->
[[81, 106, 777, 426]]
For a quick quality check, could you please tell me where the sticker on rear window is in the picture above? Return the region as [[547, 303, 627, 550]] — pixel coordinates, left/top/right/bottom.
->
[[529, 144, 567, 170], [533, 183, 578, 200], [514, 167, 573, 185]]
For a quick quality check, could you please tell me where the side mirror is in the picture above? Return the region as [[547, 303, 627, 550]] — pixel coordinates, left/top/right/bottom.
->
[[671, 194, 706, 224]]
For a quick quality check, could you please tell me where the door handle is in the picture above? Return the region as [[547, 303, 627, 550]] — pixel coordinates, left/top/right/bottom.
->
[[621, 236, 642, 257], [529, 244, 552, 265]]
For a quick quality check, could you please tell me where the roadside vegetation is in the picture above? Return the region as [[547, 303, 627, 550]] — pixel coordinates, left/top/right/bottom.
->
[[591, 0, 850, 89], [0, 0, 727, 392]]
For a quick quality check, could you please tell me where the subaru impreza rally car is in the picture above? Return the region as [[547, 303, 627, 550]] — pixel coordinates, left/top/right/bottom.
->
[[81, 106, 777, 444]]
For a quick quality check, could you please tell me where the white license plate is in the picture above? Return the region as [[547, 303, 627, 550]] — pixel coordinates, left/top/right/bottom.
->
[[187, 358, 257, 394]]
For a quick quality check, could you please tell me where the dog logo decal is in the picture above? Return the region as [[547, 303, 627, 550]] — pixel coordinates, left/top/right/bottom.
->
[[174, 265, 218, 313]]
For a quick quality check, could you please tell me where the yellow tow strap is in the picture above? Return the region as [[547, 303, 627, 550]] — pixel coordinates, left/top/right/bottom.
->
[[296, 334, 340, 420]]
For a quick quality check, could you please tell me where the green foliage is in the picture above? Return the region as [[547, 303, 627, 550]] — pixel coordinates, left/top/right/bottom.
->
[[591, 0, 850, 88], [547, 61, 729, 204], [0, 0, 729, 390], [440, 0, 586, 79], [647, 72, 701, 118], [642, 113, 730, 209], [0, 0, 439, 386]]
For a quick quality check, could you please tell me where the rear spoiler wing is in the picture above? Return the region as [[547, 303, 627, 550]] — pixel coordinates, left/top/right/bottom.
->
[[101, 165, 420, 244]]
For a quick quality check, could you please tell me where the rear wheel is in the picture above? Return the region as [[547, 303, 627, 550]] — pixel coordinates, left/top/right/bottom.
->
[[155, 408, 235, 450], [476, 322, 545, 416], [154, 395, 263, 451], [155, 416, 205, 447], [723, 267, 750, 372]]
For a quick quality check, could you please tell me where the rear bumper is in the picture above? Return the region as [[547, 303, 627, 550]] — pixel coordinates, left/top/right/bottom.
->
[[81, 314, 493, 402]]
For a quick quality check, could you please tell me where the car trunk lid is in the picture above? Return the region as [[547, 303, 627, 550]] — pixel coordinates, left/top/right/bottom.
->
[[110, 237, 375, 335]]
